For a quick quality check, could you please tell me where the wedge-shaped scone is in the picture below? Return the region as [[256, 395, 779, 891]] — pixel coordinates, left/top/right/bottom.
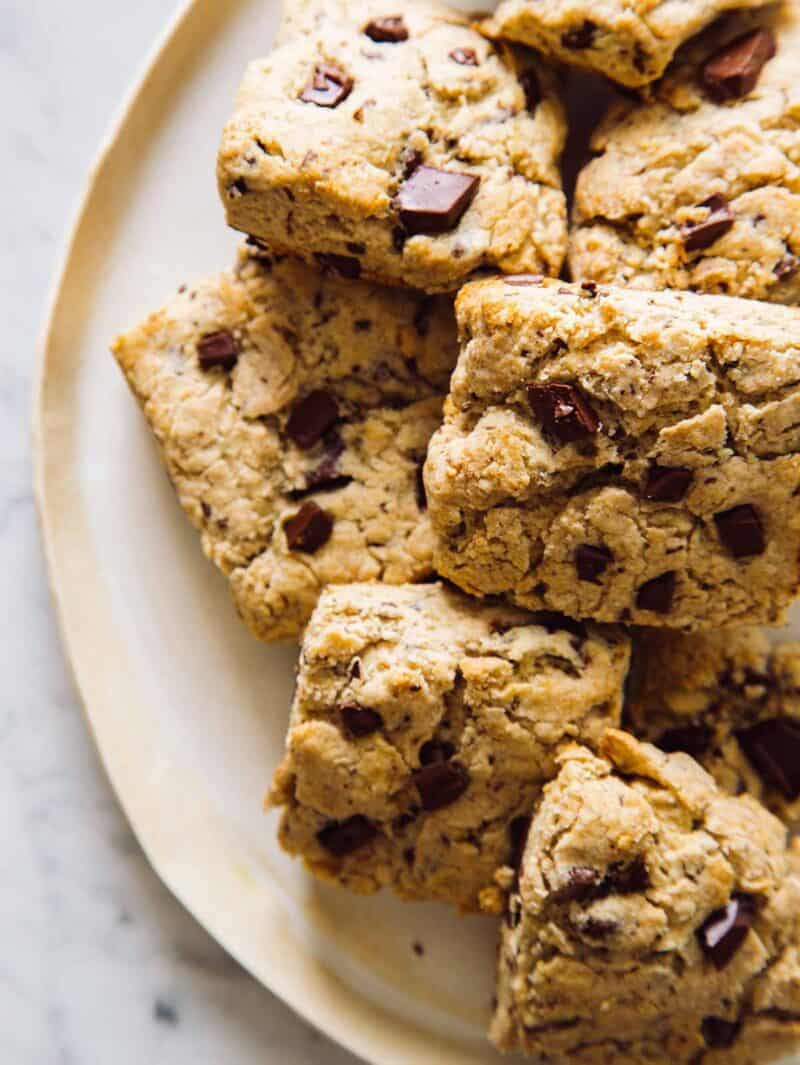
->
[[571, 4, 800, 303], [112, 249, 457, 642], [493, 732, 800, 1063], [483, 0, 772, 88], [425, 277, 800, 630], [217, 0, 567, 293], [269, 583, 630, 912]]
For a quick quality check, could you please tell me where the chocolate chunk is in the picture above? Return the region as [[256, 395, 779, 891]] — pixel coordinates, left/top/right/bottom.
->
[[701, 1017, 741, 1049], [504, 274, 544, 286], [697, 894, 756, 969], [415, 463, 427, 510], [341, 704, 383, 738], [714, 504, 765, 558], [737, 717, 800, 799], [283, 502, 333, 553], [607, 855, 649, 894], [562, 20, 596, 49], [775, 254, 800, 280], [197, 330, 239, 371], [509, 816, 531, 872], [314, 252, 362, 279], [684, 195, 735, 252], [528, 383, 600, 445], [574, 544, 613, 583], [395, 166, 480, 235], [413, 760, 469, 810], [300, 64, 354, 108], [702, 28, 776, 102], [519, 70, 540, 111], [286, 390, 339, 450], [419, 739, 455, 766], [644, 464, 694, 503], [290, 435, 351, 499], [581, 917, 618, 938], [657, 724, 714, 759], [317, 815, 377, 856], [449, 47, 478, 66], [636, 571, 677, 614], [580, 280, 598, 297], [364, 16, 408, 42], [555, 866, 599, 902]]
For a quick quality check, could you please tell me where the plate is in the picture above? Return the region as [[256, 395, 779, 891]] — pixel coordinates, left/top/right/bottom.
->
[[33, 1, 800, 1063]]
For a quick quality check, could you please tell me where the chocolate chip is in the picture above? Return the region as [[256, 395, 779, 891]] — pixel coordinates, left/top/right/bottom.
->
[[562, 20, 596, 49], [290, 439, 351, 499], [504, 274, 544, 286], [197, 330, 239, 371], [555, 866, 599, 902], [697, 894, 756, 969], [581, 917, 618, 938], [714, 504, 765, 558], [341, 704, 383, 738], [635, 571, 677, 614], [286, 390, 339, 450], [643, 464, 694, 503], [574, 544, 613, 583], [419, 739, 455, 766], [364, 16, 408, 42], [736, 717, 800, 799], [449, 47, 478, 66], [413, 760, 469, 810], [415, 463, 427, 510], [519, 70, 540, 111], [684, 195, 735, 252], [317, 815, 377, 856], [607, 855, 649, 894], [395, 166, 480, 235], [528, 383, 600, 445], [509, 816, 531, 872], [657, 725, 714, 759], [283, 502, 333, 553], [581, 280, 598, 297], [702, 28, 776, 102], [314, 252, 362, 279], [300, 64, 354, 108], [701, 1017, 741, 1049], [775, 254, 800, 280]]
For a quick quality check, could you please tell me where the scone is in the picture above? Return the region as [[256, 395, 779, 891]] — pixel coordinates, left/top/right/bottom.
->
[[482, 0, 772, 88], [570, 4, 800, 303], [112, 248, 457, 642], [492, 731, 800, 1063], [424, 277, 800, 631], [626, 627, 800, 822], [217, 0, 567, 293], [269, 582, 630, 913]]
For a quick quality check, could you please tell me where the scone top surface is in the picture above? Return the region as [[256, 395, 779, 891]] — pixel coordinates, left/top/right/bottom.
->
[[218, 0, 567, 293], [493, 730, 800, 1062], [425, 277, 800, 630], [270, 582, 630, 912]]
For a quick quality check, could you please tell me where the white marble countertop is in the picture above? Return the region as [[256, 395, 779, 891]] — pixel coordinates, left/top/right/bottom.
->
[[2, 3, 360, 1061]]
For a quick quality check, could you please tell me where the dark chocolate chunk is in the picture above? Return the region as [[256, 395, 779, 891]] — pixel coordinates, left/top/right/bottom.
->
[[419, 739, 455, 766], [528, 383, 600, 445], [636, 571, 677, 614], [290, 436, 351, 499], [364, 15, 408, 42], [581, 917, 618, 938], [714, 504, 765, 558], [197, 330, 239, 371], [607, 855, 649, 894], [449, 47, 478, 66], [657, 724, 714, 759], [519, 70, 540, 111], [286, 390, 339, 449], [317, 815, 377, 856], [775, 254, 800, 280], [643, 464, 694, 503], [562, 20, 596, 49], [555, 866, 599, 902], [574, 543, 613, 583], [283, 502, 333, 553], [504, 274, 544, 286], [395, 165, 480, 235], [341, 704, 383, 738], [415, 463, 428, 510], [412, 760, 470, 810], [684, 194, 735, 251], [701, 1017, 741, 1049], [736, 717, 800, 799], [314, 252, 362, 279], [702, 28, 776, 102], [696, 894, 756, 969], [300, 64, 354, 108]]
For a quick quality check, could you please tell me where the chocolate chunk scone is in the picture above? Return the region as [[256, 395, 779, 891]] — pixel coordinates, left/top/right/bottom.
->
[[112, 249, 457, 642], [493, 731, 800, 1063], [482, 0, 772, 89], [217, 0, 567, 293], [570, 4, 800, 303], [269, 583, 630, 913], [424, 277, 800, 630]]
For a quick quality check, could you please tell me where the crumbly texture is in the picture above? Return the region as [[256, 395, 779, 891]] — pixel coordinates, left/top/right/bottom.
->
[[626, 627, 800, 822], [570, 3, 800, 303], [269, 583, 630, 913], [424, 277, 800, 631], [112, 249, 457, 642], [482, 0, 771, 88], [492, 731, 800, 1063], [217, 0, 567, 293]]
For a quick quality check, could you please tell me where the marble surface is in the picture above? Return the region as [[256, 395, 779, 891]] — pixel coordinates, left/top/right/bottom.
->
[[2, 3, 359, 1062]]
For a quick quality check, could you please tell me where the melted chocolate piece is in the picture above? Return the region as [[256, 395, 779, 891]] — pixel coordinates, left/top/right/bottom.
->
[[412, 761, 470, 811], [736, 717, 800, 799], [197, 330, 239, 371], [286, 390, 339, 450], [702, 28, 776, 102], [701, 1017, 741, 1049], [300, 64, 354, 108], [643, 465, 693, 503], [635, 571, 677, 614], [684, 194, 735, 251], [562, 20, 596, 49], [283, 502, 333, 553], [364, 16, 408, 42], [317, 815, 378, 856], [574, 543, 613, 583], [714, 504, 765, 558], [314, 252, 362, 279], [528, 383, 600, 445], [341, 704, 383, 738], [697, 894, 756, 969]]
